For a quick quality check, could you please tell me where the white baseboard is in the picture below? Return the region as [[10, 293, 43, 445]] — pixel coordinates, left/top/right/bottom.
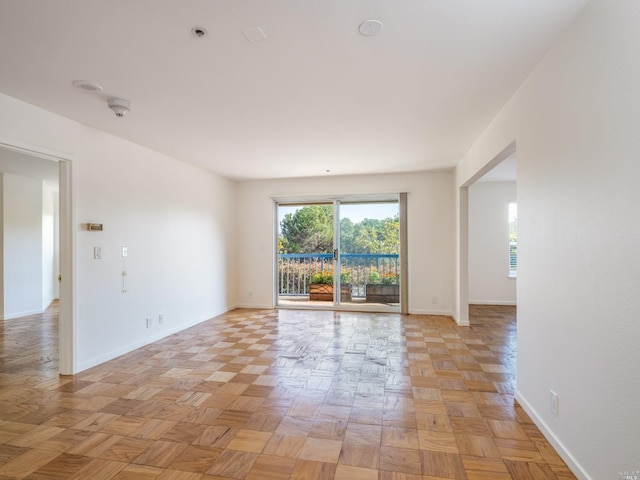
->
[[450, 311, 470, 326], [1, 307, 45, 320], [76, 305, 236, 373], [409, 308, 454, 317], [235, 303, 275, 310], [514, 390, 590, 480], [409, 309, 470, 326], [468, 300, 517, 306]]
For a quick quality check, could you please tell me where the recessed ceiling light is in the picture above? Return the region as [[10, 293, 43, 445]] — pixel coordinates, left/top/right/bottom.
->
[[358, 19, 383, 36], [191, 27, 208, 38], [242, 27, 268, 43], [72, 80, 103, 92]]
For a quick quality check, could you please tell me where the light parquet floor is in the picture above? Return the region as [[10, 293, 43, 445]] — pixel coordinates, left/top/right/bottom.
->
[[0, 304, 576, 479]]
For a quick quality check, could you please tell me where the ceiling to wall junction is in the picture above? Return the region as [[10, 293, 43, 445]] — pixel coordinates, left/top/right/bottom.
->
[[0, 0, 587, 180]]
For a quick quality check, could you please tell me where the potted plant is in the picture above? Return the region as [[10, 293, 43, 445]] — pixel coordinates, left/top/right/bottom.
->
[[366, 270, 399, 303], [309, 271, 352, 302]]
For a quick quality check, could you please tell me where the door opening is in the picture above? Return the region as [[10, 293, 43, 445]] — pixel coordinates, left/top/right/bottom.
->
[[0, 139, 74, 374], [276, 196, 402, 313]]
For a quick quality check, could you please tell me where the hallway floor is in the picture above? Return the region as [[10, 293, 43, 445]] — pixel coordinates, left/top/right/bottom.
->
[[0, 305, 575, 479]]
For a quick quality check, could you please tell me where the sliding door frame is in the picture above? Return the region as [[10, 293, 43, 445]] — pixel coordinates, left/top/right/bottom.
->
[[274, 193, 408, 314]]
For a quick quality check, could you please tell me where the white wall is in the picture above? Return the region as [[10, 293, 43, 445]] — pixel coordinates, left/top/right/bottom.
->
[[0, 176, 3, 315], [468, 181, 516, 305], [236, 171, 454, 315], [42, 182, 56, 308], [53, 187, 59, 300], [0, 92, 237, 372], [2, 173, 43, 318], [455, 1, 640, 478]]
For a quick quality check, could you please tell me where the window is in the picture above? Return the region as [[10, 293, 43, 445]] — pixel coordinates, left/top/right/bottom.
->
[[509, 202, 517, 277]]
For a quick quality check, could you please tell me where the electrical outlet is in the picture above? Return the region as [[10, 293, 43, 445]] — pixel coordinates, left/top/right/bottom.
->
[[158, 314, 164, 325], [550, 390, 559, 416], [93, 247, 102, 259], [432, 296, 439, 304], [248, 291, 253, 298], [146, 317, 152, 329]]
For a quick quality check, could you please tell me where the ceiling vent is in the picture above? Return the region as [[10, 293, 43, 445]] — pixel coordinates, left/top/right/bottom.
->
[[358, 19, 383, 36]]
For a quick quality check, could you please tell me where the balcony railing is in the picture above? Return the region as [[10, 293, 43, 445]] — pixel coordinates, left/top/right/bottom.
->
[[278, 253, 400, 298]]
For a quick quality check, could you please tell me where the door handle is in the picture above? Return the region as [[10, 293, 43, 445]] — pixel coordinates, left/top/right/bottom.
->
[[333, 249, 338, 261]]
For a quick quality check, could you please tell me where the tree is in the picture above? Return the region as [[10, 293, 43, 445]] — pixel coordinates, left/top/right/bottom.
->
[[280, 205, 333, 253], [339, 217, 356, 253], [279, 206, 399, 255], [350, 216, 399, 254]]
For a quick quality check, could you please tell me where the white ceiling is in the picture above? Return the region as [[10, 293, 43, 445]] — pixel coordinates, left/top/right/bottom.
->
[[477, 154, 516, 183], [0, 1, 587, 180]]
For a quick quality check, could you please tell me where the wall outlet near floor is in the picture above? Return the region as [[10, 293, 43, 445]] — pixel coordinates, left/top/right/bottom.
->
[[248, 290, 253, 298], [432, 295, 439, 304], [158, 314, 164, 325], [550, 390, 559, 416], [146, 317, 152, 329]]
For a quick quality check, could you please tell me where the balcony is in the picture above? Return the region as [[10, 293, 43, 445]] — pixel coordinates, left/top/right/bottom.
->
[[278, 253, 400, 306]]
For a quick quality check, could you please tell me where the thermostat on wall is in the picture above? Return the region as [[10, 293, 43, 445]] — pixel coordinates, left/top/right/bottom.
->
[[87, 223, 103, 231]]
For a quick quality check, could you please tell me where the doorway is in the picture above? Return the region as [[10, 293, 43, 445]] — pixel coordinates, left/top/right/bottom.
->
[[0, 139, 74, 375], [458, 141, 516, 325], [276, 196, 403, 313]]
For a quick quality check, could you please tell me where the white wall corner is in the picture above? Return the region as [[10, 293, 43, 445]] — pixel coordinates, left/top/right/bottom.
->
[[515, 390, 591, 480]]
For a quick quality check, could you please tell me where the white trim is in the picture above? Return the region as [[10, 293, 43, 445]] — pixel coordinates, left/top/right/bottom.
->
[[0, 136, 74, 162], [451, 311, 470, 326], [468, 300, 517, 306], [236, 303, 275, 310], [457, 186, 470, 326], [0, 308, 46, 320], [58, 159, 76, 374], [409, 308, 455, 317], [271, 192, 400, 204], [0, 298, 57, 320], [515, 390, 591, 480]]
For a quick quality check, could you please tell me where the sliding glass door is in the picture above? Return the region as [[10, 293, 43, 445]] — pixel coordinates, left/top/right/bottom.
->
[[276, 197, 401, 312], [336, 201, 400, 309]]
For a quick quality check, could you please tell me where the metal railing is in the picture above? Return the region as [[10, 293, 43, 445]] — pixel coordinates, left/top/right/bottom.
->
[[278, 253, 400, 298]]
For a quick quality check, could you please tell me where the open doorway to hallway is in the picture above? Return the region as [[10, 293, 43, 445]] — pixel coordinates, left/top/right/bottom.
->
[[0, 146, 61, 374], [468, 153, 517, 308]]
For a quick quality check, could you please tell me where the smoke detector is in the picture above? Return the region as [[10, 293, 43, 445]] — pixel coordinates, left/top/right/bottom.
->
[[108, 98, 130, 117]]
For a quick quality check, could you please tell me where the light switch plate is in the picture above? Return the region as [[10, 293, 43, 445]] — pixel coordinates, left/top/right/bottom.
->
[[122, 246, 128, 257]]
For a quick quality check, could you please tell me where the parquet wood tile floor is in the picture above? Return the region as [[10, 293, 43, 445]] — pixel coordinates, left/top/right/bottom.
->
[[0, 303, 576, 479]]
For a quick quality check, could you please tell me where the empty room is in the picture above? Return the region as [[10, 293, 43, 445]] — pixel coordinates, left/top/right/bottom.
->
[[0, 1, 638, 479]]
